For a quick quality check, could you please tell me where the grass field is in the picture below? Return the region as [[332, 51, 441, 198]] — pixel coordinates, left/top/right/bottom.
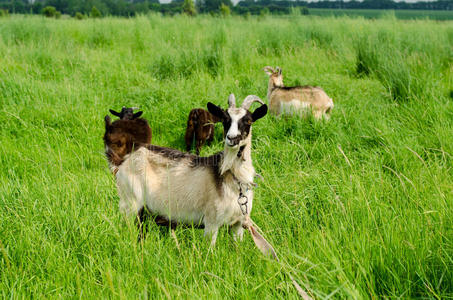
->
[[308, 8, 453, 20], [0, 14, 452, 298]]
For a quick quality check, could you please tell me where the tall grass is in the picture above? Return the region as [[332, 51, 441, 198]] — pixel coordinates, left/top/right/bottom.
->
[[353, 18, 451, 102], [0, 14, 452, 298], [309, 8, 453, 20]]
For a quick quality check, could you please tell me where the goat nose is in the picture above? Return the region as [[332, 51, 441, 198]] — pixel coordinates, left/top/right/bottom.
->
[[227, 134, 236, 140]]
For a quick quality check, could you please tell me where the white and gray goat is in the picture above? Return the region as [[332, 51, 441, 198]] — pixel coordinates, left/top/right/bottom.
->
[[264, 66, 334, 119], [103, 94, 268, 245]]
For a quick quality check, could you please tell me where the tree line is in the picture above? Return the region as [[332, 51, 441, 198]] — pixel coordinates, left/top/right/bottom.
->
[[237, 0, 453, 15], [0, 0, 452, 17]]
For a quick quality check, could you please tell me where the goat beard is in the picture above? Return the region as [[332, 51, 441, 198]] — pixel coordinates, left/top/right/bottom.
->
[[220, 144, 240, 175]]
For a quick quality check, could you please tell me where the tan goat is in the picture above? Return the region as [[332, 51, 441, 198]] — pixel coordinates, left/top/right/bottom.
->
[[264, 66, 334, 119]]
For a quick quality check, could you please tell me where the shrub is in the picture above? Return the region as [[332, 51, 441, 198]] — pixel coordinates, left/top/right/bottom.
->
[[55, 11, 61, 19], [75, 12, 85, 20], [91, 6, 102, 18], [42, 6, 57, 18]]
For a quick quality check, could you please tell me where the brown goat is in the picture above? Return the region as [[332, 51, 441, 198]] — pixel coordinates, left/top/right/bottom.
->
[[104, 115, 152, 166], [184, 108, 221, 155]]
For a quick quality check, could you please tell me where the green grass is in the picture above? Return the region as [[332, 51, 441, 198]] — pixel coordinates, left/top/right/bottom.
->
[[308, 8, 453, 20], [0, 14, 452, 298]]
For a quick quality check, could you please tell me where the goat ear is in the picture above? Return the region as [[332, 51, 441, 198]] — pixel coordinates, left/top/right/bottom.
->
[[207, 102, 225, 120], [251, 104, 268, 122], [278, 68, 282, 75], [104, 115, 112, 129], [133, 111, 143, 119], [109, 109, 121, 117]]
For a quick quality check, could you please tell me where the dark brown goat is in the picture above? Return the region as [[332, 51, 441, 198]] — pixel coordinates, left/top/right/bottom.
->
[[184, 108, 221, 155], [104, 115, 151, 166], [109, 107, 143, 120]]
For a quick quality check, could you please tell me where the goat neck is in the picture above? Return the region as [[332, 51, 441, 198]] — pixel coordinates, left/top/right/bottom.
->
[[220, 131, 254, 185], [267, 77, 284, 100]]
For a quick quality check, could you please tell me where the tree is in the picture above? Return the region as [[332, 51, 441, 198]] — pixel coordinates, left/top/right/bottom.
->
[[259, 7, 269, 16], [198, 0, 232, 14], [301, 6, 309, 15], [220, 2, 230, 16], [183, 0, 196, 16], [32, 2, 43, 14], [42, 6, 57, 17], [91, 6, 101, 18], [0, 9, 9, 17]]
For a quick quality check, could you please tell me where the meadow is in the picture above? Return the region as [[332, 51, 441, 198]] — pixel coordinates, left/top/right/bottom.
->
[[308, 8, 453, 20], [0, 14, 452, 298]]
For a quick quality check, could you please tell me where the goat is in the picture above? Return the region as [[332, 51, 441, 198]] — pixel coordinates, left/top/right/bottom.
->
[[264, 66, 334, 119], [103, 94, 268, 245], [104, 113, 152, 167], [184, 108, 221, 155], [109, 106, 143, 120]]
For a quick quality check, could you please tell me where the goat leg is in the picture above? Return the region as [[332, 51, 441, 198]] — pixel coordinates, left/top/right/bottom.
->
[[195, 139, 205, 155], [231, 221, 244, 242], [204, 224, 220, 246]]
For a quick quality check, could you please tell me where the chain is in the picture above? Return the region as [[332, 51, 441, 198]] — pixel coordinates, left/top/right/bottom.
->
[[232, 174, 256, 216], [237, 185, 249, 215], [237, 179, 255, 215]]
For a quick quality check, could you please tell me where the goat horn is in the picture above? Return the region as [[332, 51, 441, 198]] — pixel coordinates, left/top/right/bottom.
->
[[263, 66, 275, 73], [131, 107, 140, 110], [228, 93, 236, 108], [241, 95, 264, 110]]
